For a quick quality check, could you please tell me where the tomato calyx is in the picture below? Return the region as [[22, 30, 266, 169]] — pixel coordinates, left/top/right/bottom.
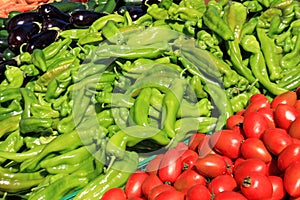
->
[[242, 176, 252, 187]]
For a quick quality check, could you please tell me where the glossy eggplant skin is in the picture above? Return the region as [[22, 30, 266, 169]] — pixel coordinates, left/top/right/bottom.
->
[[7, 12, 43, 31], [24, 30, 59, 53], [117, 5, 145, 21], [37, 4, 71, 22], [8, 22, 41, 53], [42, 18, 73, 31], [70, 10, 105, 27]]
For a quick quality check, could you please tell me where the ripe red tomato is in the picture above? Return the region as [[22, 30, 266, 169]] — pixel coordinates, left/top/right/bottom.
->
[[233, 158, 267, 184], [127, 198, 145, 200], [197, 135, 215, 157], [274, 104, 297, 130], [101, 188, 126, 200], [188, 133, 206, 152], [244, 95, 271, 116], [158, 148, 182, 183], [186, 184, 211, 200], [194, 154, 227, 178], [125, 171, 149, 198], [283, 162, 300, 198], [223, 155, 234, 175], [174, 169, 206, 192], [154, 190, 185, 200], [289, 117, 300, 140], [262, 127, 293, 156], [249, 93, 269, 104], [269, 176, 286, 200], [181, 155, 198, 170], [240, 138, 272, 163], [240, 172, 273, 200], [258, 107, 276, 128], [266, 159, 282, 176], [207, 174, 238, 195], [243, 112, 269, 139], [148, 184, 175, 200], [226, 114, 244, 130], [146, 154, 164, 176], [277, 144, 300, 171], [213, 191, 247, 200], [271, 91, 297, 109], [141, 174, 163, 198], [210, 129, 244, 159]]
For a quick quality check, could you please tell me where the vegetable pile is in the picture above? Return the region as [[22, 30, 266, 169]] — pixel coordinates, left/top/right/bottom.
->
[[0, 0, 299, 199], [101, 89, 300, 200]]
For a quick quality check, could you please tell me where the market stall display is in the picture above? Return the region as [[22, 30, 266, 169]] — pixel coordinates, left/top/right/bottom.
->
[[0, 0, 299, 199]]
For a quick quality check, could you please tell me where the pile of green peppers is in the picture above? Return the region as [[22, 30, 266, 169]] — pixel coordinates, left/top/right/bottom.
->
[[0, 0, 299, 199]]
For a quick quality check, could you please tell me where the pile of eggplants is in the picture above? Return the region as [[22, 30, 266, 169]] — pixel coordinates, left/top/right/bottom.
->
[[0, 0, 150, 66]]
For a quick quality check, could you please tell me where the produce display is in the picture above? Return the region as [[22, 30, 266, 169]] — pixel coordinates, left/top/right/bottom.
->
[[101, 90, 300, 200], [0, 0, 299, 199]]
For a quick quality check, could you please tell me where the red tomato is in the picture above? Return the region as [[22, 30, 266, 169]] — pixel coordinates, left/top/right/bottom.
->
[[226, 114, 244, 130], [154, 190, 185, 200], [234, 157, 246, 170], [244, 96, 271, 116], [274, 104, 297, 130], [258, 107, 276, 128], [197, 135, 215, 157], [181, 155, 198, 170], [269, 176, 286, 200], [141, 175, 163, 198], [210, 129, 244, 159], [146, 154, 164, 176], [236, 109, 245, 116], [186, 184, 211, 200], [174, 169, 206, 191], [284, 162, 300, 197], [101, 188, 126, 200], [277, 144, 300, 171], [207, 174, 238, 195], [262, 128, 293, 156], [125, 171, 149, 198], [243, 112, 269, 139], [271, 91, 297, 109], [148, 184, 175, 200], [240, 138, 272, 163], [127, 198, 145, 200], [294, 100, 300, 116], [213, 191, 247, 200], [175, 142, 188, 154], [266, 159, 282, 176], [194, 154, 227, 178], [233, 158, 267, 185], [249, 93, 269, 104], [289, 117, 300, 140], [158, 148, 182, 183], [223, 155, 234, 175], [180, 149, 199, 165], [188, 133, 206, 152], [240, 172, 273, 200]]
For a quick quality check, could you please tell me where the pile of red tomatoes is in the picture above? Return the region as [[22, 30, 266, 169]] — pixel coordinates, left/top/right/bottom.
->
[[101, 88, 300, 200]]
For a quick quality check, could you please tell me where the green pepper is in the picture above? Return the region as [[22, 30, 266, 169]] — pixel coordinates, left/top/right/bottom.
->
[[133, 87, 152, 126], [19, 117, 53, 135], [0, 114, 21, 139], [106, 126, 170, 159], [241, 34, 288, 95], [28, 174, 88, 200], [31, 49, 47, 72], [257, 27, 283, 81], [43, 38, 72, 60], [280, 32, 300, 68], [0, 145, 44, 163], [90, 13, 125, 32], [0, 129, 23, 163], [0, 99, 23, 121], [0, 166, 46, 193], [203, 4, 234, 41], [74, 151, 139, 200], [0, 66, 24, 90]]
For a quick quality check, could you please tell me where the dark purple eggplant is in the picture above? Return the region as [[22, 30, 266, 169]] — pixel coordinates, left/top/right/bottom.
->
[[24, 30, 59, 53], [7, 12, 43, 31], [8, 22, 41, 53], [117, 6, 145, 21], [70, 10, 105, 27], [42, 18, 73, 31], [37, 4, 71, 22]]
